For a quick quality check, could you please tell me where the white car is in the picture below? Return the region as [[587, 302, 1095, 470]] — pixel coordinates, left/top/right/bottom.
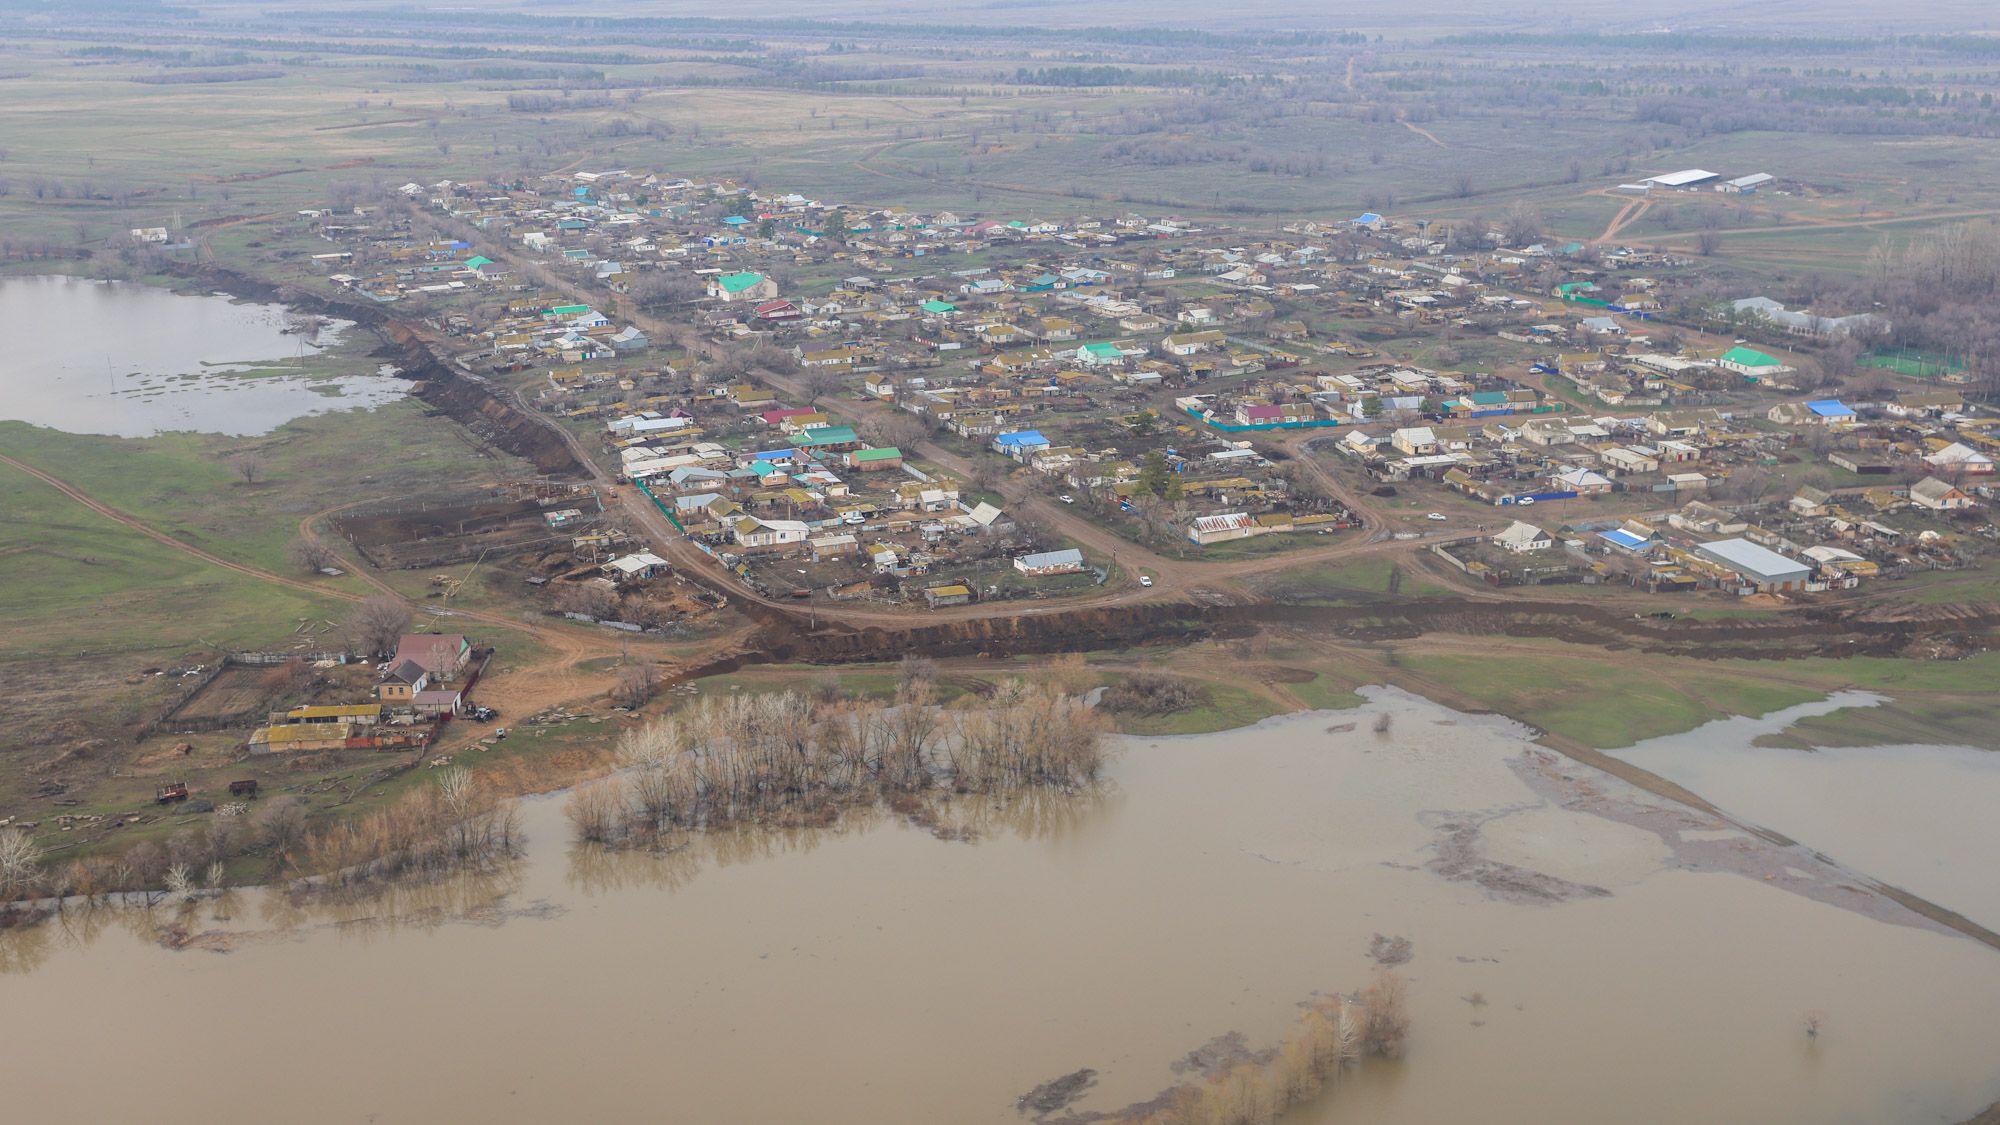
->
[[1517, 497, 1536, 506], [1059, 495, 1075, 504], [1426, 512, 1447, 521], [1139, 575, 1154, 588]]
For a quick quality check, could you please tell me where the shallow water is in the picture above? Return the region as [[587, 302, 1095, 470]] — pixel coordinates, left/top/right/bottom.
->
[[1616, 690, 2000, 932], [4, 690, 1999, 1124], [0, 275, 408, 437]]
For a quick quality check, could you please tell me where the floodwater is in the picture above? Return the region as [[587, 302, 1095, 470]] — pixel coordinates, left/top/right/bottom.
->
[[5, 690, 2000, 1124], [0, 274, 408, 437], [1616, 690, 2000, 933]]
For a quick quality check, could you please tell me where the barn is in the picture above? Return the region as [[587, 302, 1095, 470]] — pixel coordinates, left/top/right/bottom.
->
[[1695, 538, 1811, 592]]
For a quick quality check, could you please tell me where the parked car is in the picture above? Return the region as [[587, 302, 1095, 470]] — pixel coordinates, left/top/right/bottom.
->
[[1059, 495, 1075, 504], [1140, 575, 1154, 588], [1426, 512, 1447, 521]]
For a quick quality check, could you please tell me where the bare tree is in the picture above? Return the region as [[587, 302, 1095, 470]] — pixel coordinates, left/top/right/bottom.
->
[[1359, 969, 1411, 1057], [864, 413, 928, 451], [611, 662, 662, 709], [1502, 202, 1544, 248], [286, 536, 341, 573], [897, 654, 938, 693], [252, 797, 308, 862], [231, 452, 267, 485], [0, 828, 43, 900], [801, 366, 844, 406], [345, 594, 412, 657]]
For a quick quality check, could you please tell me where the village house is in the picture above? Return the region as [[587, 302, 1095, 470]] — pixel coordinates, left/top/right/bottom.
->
[[710, 271, 779, 303], [845, 446, 905, 472], [1910, 476, 1974, 511], [392, 634, 471, 679], [1491, 521, 1553, 554]]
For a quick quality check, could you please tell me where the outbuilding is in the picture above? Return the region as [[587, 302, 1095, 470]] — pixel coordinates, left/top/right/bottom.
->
[[1694, 538, 1812, 592], [1013, 548, 1086, 575]]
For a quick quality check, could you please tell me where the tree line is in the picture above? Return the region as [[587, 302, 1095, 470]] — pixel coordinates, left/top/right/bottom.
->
[[567, 676, 1105, 846]]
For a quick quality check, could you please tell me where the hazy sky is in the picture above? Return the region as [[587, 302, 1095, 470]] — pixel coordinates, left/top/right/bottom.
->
[[368, 0, 1991, 36]]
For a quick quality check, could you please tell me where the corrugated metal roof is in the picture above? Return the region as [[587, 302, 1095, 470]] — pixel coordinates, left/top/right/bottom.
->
[[286, 704, 381, 720], [1695, 538, 1809, 581], [1015, 549, 1084, 569]]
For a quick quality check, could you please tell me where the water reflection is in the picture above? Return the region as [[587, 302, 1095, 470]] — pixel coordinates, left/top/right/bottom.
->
[[0, 275, 407, 437], [566, 784, 1112, 896]]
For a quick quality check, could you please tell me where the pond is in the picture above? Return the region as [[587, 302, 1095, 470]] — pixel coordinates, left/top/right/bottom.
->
[[0, 274, 410, 437], [4, 691, 1998, 1124]]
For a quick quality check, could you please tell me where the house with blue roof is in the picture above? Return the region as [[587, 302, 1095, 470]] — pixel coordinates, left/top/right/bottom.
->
[[992, 430, 1051, 460], [1600, 528, 1647, 552]]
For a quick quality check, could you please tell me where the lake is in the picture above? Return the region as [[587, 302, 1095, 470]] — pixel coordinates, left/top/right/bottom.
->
[[0, 274, 409, 437], [4, 690, 1998, 1123]]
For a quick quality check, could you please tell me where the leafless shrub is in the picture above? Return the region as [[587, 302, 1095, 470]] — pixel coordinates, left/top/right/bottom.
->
[[1100, 671, 1202, 716], [1358, 969, 1411, 1058], [565, 779, 623, 843], [896, 654, 937, 692], [1115, 988, 1386, 1125], [294, 769, 518, 885]]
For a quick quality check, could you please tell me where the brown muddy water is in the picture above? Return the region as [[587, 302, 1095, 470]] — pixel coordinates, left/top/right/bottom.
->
[[5, 689, 2000, 1124], [1616, 690, 2000, 934]]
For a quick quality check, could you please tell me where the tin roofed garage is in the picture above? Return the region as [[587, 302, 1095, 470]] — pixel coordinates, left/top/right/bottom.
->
[[1694, 538, 1811, 593]]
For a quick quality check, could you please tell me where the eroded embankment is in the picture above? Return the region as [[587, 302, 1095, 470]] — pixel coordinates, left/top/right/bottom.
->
[[166, 263, 588, 478], [703, 595, 2000, 673]]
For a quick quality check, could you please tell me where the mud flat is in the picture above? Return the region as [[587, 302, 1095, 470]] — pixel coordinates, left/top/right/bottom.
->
[[3, 691, 1999, 1124]]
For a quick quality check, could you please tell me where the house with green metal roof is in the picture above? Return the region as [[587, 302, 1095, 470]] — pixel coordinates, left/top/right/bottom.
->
[[845, 446, 905, 471], [920, 299, 958, 314], [709, 271, 778, 303], [1717, 346, 1792, 381], [1076, 342, 1132, 366], [796, 425, 861, 450]]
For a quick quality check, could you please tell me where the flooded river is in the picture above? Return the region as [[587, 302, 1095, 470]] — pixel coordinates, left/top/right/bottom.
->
[[5, 690, 1999, 1123], [0, 274, 408, 437], [1616, 691, 2000, 934]]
